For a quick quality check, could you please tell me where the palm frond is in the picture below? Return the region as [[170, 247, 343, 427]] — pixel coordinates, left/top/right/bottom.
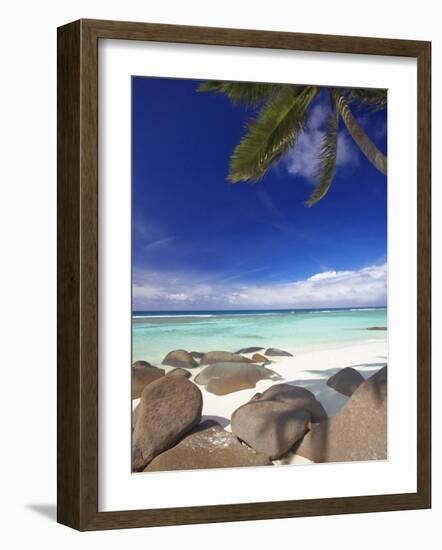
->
[[228, 86, 318, 182], [198, 81, 295, 108], [348, 88, 387, 112], [306, 111, 339, 207]]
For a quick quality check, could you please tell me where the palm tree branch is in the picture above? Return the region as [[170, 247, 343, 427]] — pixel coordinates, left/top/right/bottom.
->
[[229, 86, 318, 182], [197, 81, 293, 107], [348, 88, 387, 112], [306, 111, 339, 207]]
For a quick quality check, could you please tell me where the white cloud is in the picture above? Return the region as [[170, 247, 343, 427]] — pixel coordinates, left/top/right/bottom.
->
[[284, 103, 359, 181], [133, 263, 387, 310], [284, 104, 327, 180], [336, 132, 358, 168]]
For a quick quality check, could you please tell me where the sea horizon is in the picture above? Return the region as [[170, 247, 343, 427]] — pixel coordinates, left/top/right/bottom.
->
[[132, 306, 387, 365], [132, 305, 387, 317]]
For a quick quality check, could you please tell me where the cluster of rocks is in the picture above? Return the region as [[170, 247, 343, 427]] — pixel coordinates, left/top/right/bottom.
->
[[131, 346, 295, 471], [132, 374, 273, 472], [156, 348, 292, 396], [131, 348, 387, 472], [160, 347, 293, 370]]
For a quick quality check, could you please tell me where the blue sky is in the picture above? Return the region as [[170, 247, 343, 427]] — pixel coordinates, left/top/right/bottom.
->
[[132, 77, 387, 310]]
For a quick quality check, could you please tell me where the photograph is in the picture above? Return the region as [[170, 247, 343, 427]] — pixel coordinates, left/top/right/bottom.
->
[[131, 77, 388, 473], [0, 0, 434, 539]]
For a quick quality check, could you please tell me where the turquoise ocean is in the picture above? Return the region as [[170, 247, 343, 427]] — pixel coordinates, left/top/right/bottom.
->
[[132, 307, 387, 365]]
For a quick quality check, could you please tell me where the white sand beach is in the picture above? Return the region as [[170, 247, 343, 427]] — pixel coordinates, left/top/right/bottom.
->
[[133, 339, 387, 464]]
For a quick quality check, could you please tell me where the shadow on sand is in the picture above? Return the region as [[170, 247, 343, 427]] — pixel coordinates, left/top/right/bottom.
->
[[283, 362, 387, 417]]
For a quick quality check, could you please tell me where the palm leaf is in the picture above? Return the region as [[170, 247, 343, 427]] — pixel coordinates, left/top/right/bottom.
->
[[306, 111, 339, 207], [198, 81, 292, 107], [348, 88, 387, 112], [229, 86, 318, 182]]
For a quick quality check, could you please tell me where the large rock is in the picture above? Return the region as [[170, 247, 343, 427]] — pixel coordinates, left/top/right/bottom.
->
[[132, 365, 165, 399], [366, 326, 387, 331], [144, 420, 272, 472], [251, 384, 328, 423], [326, 367, 364, 397], [162, 349, 198, 369], [195, 362, 280, 395], [199, 351, 254, 366], [295, 367, 387, 463], [231, 400, 310, 459], [206, 375, 258, 395], [235, 346, 264, 354], [132, 376, 203, 471], [133, 360, 154, 368], [264, 348, 293, 357]]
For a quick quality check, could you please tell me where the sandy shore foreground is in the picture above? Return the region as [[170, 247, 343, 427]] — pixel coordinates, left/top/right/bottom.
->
[[133, 339, 387, 465]]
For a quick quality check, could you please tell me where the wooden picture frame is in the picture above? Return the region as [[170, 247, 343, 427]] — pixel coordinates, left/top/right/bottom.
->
[[57, 18, 431, 531]]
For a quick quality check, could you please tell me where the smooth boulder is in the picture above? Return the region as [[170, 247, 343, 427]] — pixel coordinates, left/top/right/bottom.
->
[[295, 367, 387, 463], [132, 376, 202, 471], [144, 420, 272, 472], [231, 400, 310, 459], [133, 360, 154, 368], [162, 349, 198, 369], [195, 362, 280, 395], [132, 364, 165, 399], [206, 375, 259, 395], [166, 367, 191, 378], [251, 384, 328, 423], [199, 351, 253, 366], [326, 367, 364, 397], [264, 348, 293, 357]]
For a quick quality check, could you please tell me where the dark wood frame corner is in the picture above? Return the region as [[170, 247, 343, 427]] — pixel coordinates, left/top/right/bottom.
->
[[57, 18, 431, 531]]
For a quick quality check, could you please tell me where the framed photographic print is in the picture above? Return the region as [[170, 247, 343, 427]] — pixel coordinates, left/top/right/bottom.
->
[[57, 19, 431, 530]]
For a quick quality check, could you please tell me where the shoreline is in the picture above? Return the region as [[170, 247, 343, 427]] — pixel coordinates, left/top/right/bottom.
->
[[133, 339, 387, 420], [134, 336, 387, 374]]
